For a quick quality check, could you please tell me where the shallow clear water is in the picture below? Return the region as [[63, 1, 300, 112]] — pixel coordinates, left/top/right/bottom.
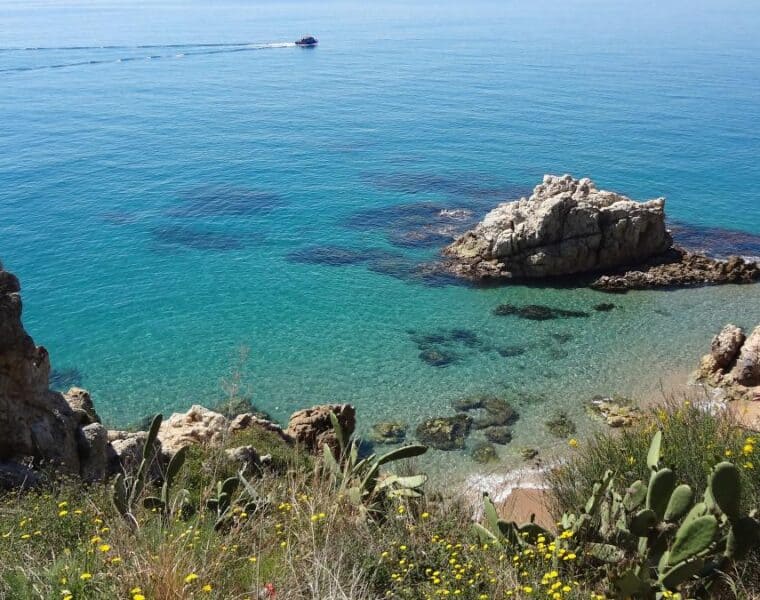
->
[[2, 0, 760, 472]]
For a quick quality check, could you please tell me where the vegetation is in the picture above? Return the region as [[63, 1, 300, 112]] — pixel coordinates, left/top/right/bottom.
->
[[1, 398, 759, 599]]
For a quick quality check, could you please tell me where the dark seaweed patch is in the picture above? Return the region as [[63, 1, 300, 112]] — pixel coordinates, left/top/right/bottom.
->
[[492, 304, 590, 320], [150, 225, 247, 251], [167, 185, 285, 218], [550, 332, 573, 344], [670, 221, 760, 259], [419, 348, 457, 367], [593, 303, 616, 312], [50, 367, 83, 390], [496, 345, 527, 358], [286, 245, 372, 266], [362, 172, 527, 201]]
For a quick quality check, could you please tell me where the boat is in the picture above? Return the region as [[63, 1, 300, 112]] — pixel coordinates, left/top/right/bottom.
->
[[295, 35, 318, 46]]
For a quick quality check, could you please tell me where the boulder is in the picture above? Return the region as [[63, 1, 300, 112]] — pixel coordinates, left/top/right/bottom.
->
[[471, 441, 498, 463], [78, 423, 109, 481], [711, 324, 746, 369], [695, 324, 760, 400], [224, 445, 261, 475], [158, 405, 230, 455], [65, 387, 101, 425], [732, 326, 760, 387], [415, 414, 472, 450], [284, 404, 355, 455], [107, 430, 149, 474], [444, 174, 671, 279], [484, 426, 512, 445], [0, 265, 110, 478], [368, 421, 407, 444]]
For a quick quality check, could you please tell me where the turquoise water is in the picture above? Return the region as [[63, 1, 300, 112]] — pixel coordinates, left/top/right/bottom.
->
[[2, 0, 760, 470]]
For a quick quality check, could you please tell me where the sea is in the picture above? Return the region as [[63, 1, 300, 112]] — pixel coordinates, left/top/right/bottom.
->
[[2, 0, 760, 474]]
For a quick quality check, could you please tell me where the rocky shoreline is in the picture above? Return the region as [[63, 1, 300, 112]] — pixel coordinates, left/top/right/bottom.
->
[[442, 174, 760, 290]]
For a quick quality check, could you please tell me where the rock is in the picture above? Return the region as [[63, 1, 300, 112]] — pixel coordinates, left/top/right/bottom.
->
[[228, 413, 291, 442], [444, 174, 672, 279], [284, 404, 356, 455], [369, 421, 407, 444], [78, 423, 109, 481], [545, 411, 576, 438], [492, 303, 590, 320], [0, 460, 40, 490], [591, 248, 759, 292], [452, 394, 518, 429], [520, 447, 539, 461], [471, 442, 498, 463], [732, 326, 760, 387], [107, 430, 149, 474], [224, 445, 261, 475], [419, 348, 456, 367], [0, 265, 110, 479], [484, 426, 512, 445], [65, 387, 101, 425], [695, 324, 760, 400], [711, 324, 746, 369], [415, 415, 472, 450], [158, 405, 230, 455], [593, 303, 616, 312], [213, 397, 272, 421], [587, 395, 641, 428]]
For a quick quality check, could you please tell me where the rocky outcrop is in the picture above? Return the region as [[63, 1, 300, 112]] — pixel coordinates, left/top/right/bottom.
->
[[444, 174, 672, 279], [0, 264, 111, 483], [284, 404, 355, 455], [696, 324, 760, 401], [591, 249, 759, 292], [415, 414, 472, 450], [158, 405, 292, 456]]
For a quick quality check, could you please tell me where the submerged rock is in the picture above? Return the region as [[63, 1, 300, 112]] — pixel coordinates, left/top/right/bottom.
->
[[484, 426, 512, 445], [492, 303, 589, 320], [545, 411, 577, 438], [415, 415, 472, 450], [593, 303, 616, 312], [444, 174, 672, 280], [419, 348, 457, 367], [452, 394, 518, 427], [369, 421, 407, 444], [591, 249, 759, 292], [471, 441, 498, 463]]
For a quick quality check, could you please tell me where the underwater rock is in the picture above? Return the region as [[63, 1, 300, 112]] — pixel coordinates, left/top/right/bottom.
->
[[471, 441, 498, 463], [593, 303, 616, 312], [415, 415, 472, 450], [419, 348, 457, 367], [484, 426, 512, 445], [361, 171, 523, 201], [520, 447, 539, 461], [591, 248, 759, 292], [167, 185, 284, 218], [545, 411, 577, 438], [549, 332, 573, 344], [492, 304, 590, 320], [150, 225, 246, 251], [496, 345, 527, 358], [368, 421, 407, 444], [444, 174, 672, 279], [452, 394, 518, 429], [449, 329, 482, 348]]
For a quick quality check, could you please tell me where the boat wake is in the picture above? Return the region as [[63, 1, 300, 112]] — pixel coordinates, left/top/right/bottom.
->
[[0, 41, 297, 74]]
